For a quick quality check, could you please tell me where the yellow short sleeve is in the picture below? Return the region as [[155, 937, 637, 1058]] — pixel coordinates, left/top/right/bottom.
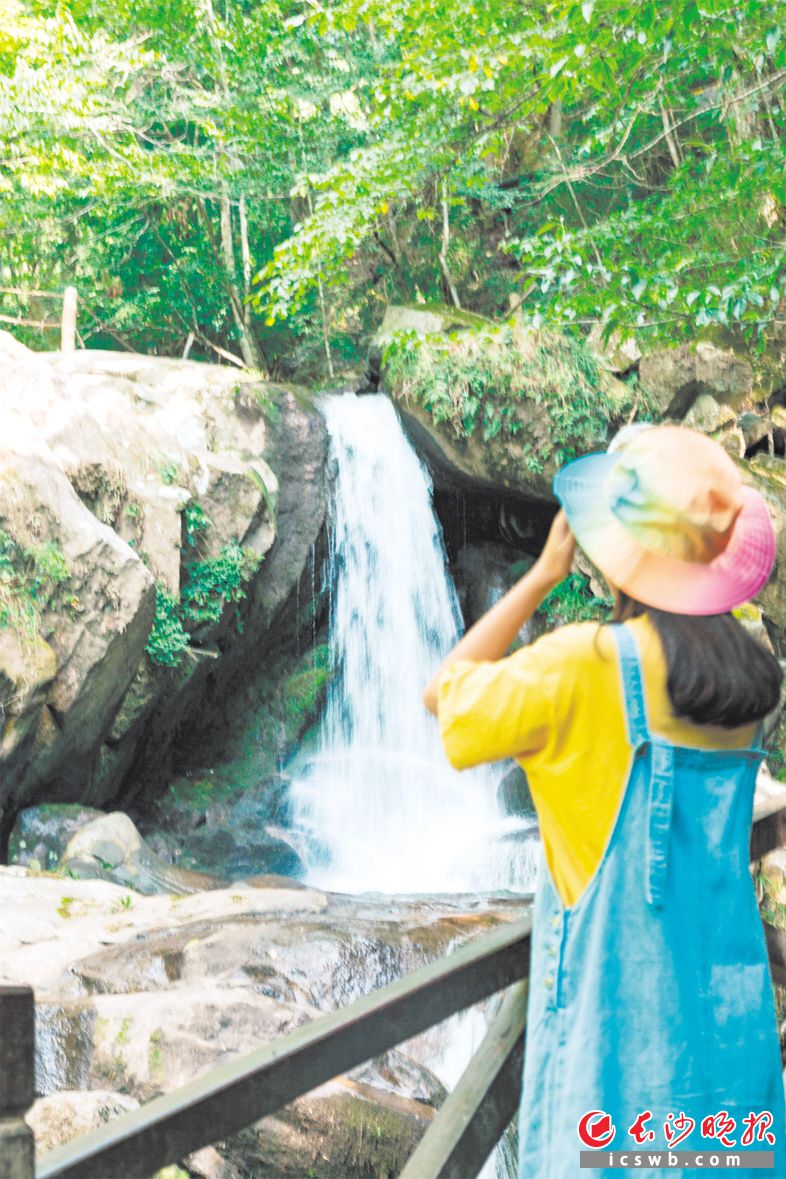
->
[[436, 639, 562, 770]]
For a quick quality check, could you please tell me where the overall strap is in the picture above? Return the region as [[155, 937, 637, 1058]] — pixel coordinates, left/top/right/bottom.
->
[[612, 623, 673, 909], [611, 623, 651, 748], [646, 743, 675, 909]]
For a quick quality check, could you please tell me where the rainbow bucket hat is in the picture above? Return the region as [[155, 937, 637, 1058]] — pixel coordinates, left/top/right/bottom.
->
[[553, 424, 777, 615]]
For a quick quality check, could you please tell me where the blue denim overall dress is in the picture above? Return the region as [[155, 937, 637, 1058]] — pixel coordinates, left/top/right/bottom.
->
[[518, 622, 786, 1178]]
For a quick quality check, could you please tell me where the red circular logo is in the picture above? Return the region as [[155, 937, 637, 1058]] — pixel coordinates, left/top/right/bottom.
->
[[577, 1110, 616, 1148]]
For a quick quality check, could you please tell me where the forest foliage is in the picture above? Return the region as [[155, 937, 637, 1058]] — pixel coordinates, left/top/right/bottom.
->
[[1, 0, 784, 376]]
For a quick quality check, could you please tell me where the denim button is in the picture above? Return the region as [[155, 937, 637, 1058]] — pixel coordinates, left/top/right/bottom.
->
[[550, 915, 561, 929], [547, 944, 557, 957], [544, 975, 554, 988]]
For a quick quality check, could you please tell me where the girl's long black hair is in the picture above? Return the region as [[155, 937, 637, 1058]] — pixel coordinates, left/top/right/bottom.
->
[[610, 591, 783, 729]]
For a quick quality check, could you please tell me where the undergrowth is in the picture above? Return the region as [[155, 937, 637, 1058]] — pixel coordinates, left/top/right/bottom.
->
[[145, 514, 263, 668], [538, 572, 613, 627], [180, 540, 262, 628], [0, 529, 71, 643], [383, 324, 652, 471]]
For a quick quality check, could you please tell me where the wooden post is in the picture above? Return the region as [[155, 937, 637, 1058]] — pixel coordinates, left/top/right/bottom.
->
[[60, 286, 78, 353], [399, 981, 528, 1179], [0, 987, 35, 1179]]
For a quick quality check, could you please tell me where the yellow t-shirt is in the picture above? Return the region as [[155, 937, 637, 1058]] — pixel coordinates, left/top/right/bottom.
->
[[436, 614, 757, 911]]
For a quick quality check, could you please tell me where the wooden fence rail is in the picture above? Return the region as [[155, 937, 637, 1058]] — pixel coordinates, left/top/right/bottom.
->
[[0, 286, 77, 352], [1, 794, 784, 1179]]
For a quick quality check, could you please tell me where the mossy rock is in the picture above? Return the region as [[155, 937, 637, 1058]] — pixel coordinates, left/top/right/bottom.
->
[[281, 644, 333, 747], [377, 305, 643, 500]]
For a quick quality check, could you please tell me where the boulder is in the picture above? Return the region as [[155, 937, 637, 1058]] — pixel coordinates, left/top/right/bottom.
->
[[59, 812, 224, 895], [718, 426, 745, 458], [683, 394, 735, 434], [140, 768, 303, 881], [739, 412, 772, 454], [366, 303, 492, 388], [27, 1090, 139, 1156], [8, 804, 104, 873], [218, 1078, 436, 1179], [167, 811, 308, 880], [693, 342, 754, 408], [772, 405, 786, 450], [695, 318, 786, 402], [498, 763, 535, 817], [0, 450, 155, 811], [0, 335, 329, 819], [639, 341, 754, 417]]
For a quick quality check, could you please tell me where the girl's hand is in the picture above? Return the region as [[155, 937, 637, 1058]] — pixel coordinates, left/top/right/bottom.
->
[[422, 509, 576, 716], [533, 509, 576, 589]]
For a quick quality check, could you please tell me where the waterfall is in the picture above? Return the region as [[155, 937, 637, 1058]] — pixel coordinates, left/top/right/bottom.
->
[[289, 392, 538, 1179], [290, 392, 537, 895]]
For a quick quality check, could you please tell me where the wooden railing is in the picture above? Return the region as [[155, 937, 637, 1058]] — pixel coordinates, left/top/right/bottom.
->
[[0, 285, 78, 352], [2, 794, 785, 1179]]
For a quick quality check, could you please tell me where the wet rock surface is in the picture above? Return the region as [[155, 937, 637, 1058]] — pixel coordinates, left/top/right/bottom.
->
[[1, 867, 529, 1177], [27, 1088, 140, 1155]]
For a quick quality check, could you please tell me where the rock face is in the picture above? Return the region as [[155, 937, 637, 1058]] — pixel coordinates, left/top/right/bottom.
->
[[0, 448, 155, 814], [453, 542, 534, 629], [0, 334, 328, 828], [683, 393, 736, 435], [0, 867, 528, 1177], [121, 380, 331, 809], [638, 341, 754, 417], [586, 324, 641, 374]]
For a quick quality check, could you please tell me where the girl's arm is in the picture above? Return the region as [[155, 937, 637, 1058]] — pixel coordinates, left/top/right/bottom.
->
[[422, 509, 576, 715]]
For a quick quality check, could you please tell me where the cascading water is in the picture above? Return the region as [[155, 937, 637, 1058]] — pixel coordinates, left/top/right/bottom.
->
[[290, 392, 537, 895], [289, 391, 538, 1178]]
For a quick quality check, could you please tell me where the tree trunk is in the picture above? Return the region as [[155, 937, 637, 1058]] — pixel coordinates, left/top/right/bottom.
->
[[198, 0, 264, 372], [659, 98, 683, 168], [439, 178, 461, 309]]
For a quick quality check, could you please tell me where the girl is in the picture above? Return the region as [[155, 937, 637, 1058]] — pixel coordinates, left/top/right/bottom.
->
[[423, 424, 786, 1177]]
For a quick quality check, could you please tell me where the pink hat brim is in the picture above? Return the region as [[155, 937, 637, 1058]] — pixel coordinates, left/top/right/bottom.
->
[[554, 452, 777, 615]]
